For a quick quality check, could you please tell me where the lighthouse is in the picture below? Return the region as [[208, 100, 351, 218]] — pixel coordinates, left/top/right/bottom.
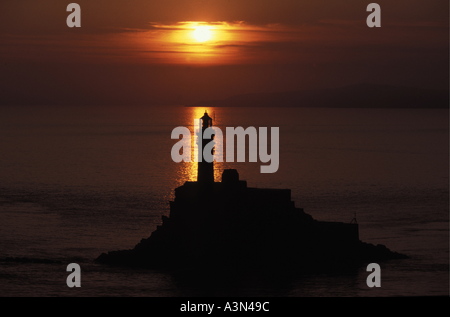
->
[[197, 111, 215, 183]]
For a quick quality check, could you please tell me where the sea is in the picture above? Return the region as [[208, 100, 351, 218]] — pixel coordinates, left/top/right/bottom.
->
[[0, 105, 448, 297]]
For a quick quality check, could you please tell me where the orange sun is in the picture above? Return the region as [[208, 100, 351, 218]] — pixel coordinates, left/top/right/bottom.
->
[[192, 25, 213, 42]]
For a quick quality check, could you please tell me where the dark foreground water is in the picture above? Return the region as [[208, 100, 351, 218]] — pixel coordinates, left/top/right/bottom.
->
[[0, 105, 448, 296]]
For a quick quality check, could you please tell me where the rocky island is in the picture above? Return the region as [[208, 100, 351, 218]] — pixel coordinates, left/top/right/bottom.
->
[[96, 112, 406, 273]]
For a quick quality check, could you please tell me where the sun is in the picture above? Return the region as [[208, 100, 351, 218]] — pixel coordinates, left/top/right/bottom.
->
[[192, 25, 213, 42]]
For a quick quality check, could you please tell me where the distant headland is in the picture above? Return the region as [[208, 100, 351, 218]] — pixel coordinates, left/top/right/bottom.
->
[[187, 84, 448, 108]]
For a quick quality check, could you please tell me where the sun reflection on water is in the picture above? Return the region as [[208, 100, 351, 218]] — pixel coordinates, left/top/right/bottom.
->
[[173, 107, 224, 184]]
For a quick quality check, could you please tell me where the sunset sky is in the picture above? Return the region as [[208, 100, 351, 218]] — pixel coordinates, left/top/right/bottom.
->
[[0, 0, 448, 106]]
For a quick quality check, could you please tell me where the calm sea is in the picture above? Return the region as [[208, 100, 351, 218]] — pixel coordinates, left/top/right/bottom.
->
[[0, 105, 448, 297]]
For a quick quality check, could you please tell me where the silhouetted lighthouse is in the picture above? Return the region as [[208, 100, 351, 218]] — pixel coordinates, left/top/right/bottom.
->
[[197, 111, 215, 183]]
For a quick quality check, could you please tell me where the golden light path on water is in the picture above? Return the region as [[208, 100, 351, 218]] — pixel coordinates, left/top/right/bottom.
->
[[175, 107, 225, 183]]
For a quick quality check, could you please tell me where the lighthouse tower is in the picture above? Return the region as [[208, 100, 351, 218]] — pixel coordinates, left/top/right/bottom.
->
[[197, 111, 215, 183]]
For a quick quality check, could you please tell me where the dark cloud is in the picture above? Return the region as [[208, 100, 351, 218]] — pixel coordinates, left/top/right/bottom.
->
[[1, 0, 448, 34]]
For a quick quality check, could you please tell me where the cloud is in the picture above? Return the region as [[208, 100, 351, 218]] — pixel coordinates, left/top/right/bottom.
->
[[0, 2, 447, 106], [1, 17, 447, 68]]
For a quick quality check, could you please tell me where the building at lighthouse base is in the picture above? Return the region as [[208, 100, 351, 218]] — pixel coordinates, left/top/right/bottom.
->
[[97, 169, 406, 272]]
